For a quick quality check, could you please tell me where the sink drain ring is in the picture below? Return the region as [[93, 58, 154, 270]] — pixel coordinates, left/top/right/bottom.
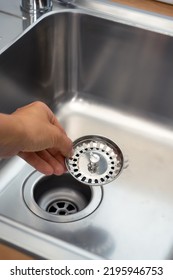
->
[[23, 172, 103, 223]]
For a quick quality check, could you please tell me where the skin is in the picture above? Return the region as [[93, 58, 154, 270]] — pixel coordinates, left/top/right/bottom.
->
[[0, 101, 73, 175]]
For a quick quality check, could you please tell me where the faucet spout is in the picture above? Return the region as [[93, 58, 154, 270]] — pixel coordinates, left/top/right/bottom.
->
[[20, 0, 52, 14]]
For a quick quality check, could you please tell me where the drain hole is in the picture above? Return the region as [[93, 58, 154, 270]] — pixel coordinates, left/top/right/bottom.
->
[[59, 210, 66, 215], [48, 205, 57, 213], [67, 204, 76, 211], [31, 173, 97, 221], [58, 202, 65, 208], [23, 172, 103, 223], [47, 200, 78, 216]]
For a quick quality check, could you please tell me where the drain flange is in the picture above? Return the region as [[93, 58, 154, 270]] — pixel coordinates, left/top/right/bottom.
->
[[66, 135, 124, 186]]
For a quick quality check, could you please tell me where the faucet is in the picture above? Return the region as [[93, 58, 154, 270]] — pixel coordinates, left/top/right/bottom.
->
[[20, 0, 75, 14], [20, 0, 53, 14], [20, 0, 75, 29]]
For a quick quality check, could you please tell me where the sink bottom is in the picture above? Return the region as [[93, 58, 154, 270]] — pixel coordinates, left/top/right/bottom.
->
[[54, 93, 173, 259], [1, 92, 173, 259]]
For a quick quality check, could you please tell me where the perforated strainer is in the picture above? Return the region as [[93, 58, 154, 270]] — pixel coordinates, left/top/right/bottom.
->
[[65, 135, 124, 186]]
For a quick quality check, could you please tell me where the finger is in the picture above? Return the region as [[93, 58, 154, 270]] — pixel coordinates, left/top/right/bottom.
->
[[36, 150, 66, 175], [51, 126, 73, 158], [51, 115, 67, 135], [44, 104, 67, 135], [18, 151, 54, 175], [48, 149, 67, 171], [45, 107, 73, 155]]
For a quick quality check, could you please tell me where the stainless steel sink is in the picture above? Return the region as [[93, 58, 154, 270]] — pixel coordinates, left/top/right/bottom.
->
[[1, 4, 173, 259]]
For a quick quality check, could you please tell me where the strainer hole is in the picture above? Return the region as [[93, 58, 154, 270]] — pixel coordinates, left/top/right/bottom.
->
[[58, 202, 65, 208], [59, 210, 67, 215], [48, 206, 57, 213], [67, 204, 76, 211]]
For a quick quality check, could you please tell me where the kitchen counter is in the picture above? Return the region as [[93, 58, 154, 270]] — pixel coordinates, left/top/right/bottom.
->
[[112, 0, 173, 16]]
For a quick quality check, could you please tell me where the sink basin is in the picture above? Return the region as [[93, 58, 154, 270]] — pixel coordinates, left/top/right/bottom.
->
[[1, 6, 173, 259]]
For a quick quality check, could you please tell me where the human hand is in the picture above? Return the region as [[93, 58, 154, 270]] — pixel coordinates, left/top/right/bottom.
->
[[0, 101, 73, 175]]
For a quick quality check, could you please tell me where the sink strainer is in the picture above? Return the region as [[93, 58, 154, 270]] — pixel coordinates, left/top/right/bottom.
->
[[66, 135, 124, 186]]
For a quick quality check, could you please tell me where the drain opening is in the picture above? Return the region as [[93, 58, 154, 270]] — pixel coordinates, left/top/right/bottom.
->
[[47, 200, 78, 215], [34, 174, 91, 213], [23, 172, 103, 223], [23, 172, 103, 222]]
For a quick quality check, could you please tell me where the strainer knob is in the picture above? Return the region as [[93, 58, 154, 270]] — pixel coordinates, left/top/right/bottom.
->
[[88, 152, 100, 173]]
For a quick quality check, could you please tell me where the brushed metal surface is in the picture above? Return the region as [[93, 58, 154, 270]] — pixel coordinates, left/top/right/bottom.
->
[[1, 9, 173, 259]]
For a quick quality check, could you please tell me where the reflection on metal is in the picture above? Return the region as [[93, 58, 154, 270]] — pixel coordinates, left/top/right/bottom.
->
[[20, 0, 52, 14]]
